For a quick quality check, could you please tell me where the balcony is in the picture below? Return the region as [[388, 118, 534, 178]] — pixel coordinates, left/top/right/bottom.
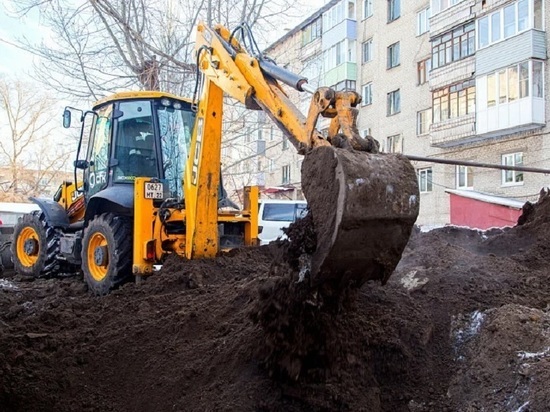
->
[[430, 113, 476, 147], [430, 0, 475, 37], [322, 18, 356, 50], [322, 62, 357, 87], [477, 96, 545, 137], [430, 56, 476, 91]]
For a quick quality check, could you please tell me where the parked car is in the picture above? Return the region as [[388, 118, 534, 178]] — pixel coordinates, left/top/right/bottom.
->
[[258, 199, 307, 245]]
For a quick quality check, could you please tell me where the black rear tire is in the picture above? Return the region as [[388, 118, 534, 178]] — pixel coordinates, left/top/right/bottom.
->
[[11, 211, 59, 277], [81, 213, 132, 296]]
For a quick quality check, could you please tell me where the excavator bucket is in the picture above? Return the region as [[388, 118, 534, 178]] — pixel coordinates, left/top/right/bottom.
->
[[301, 146, 419, 288]]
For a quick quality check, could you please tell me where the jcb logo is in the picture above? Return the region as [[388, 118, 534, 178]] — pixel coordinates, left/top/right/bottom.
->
[[71, 189, 83, 202], [191, 118, 203, 186]]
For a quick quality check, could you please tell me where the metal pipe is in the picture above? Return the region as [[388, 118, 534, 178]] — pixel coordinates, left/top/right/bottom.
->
[[406, 155, 550, 174]]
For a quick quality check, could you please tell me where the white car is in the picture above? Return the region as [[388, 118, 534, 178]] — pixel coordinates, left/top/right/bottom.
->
[[258, 199, 307, 245]]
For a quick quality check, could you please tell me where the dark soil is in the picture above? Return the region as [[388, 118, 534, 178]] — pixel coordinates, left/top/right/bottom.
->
[[1, 190, 550, 411]]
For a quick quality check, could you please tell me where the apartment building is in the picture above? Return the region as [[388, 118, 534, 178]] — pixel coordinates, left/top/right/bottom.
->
[[248, 0, 548, 227]]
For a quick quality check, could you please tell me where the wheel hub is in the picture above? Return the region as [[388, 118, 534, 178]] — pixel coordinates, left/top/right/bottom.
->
[[23, 238, 39, 256], [94, 245, 109, 267]]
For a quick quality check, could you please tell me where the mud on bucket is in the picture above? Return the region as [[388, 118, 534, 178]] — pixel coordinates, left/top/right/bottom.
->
[[301, 146, 419, 288]]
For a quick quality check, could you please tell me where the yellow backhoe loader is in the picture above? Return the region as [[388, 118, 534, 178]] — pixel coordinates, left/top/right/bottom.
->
[[11, 22, 419, 295]]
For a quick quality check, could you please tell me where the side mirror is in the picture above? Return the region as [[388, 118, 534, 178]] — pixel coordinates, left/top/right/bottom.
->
[[74, 159, 89, 170], [62, 109, 71, 128]]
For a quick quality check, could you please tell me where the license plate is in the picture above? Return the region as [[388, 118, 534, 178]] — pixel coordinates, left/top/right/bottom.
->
[[144, 182, 163, 199]]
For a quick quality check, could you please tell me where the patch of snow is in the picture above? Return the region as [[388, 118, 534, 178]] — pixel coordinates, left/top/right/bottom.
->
[[0, 278, 18, 290], [409, 195, 417, 207], [518, 347, 550, 360], [451, 310, 487, 359], [400, 270, 428, 291], [513, 401, 530, 412]]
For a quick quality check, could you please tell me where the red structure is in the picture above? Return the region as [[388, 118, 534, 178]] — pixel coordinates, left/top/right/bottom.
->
[[446, 190, 524, 230]]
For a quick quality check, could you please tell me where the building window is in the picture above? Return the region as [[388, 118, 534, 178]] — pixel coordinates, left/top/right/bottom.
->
[[418, 168, 433, 192], [417, 57, 431, 85], [387, 42, 400, 69], [323, 0, 356, 32], [387, 89, 401, 115], [385, 134, 401, 153], [477, 0, 536, 50], [362, 82, 373, 106], [485, 60, 544, 108], [323, 39, 356, 70], [456, 165, 474, 189], [388, 0, 400, 22], [269, 159, 275, 172], [363, 0, 373, 19], [282, 165, 291, 184], [362, 38, 373, 63], [282, 135, 289, 150], [417, 7, 430, 35], [502, 152, 524, 185], [332, 80, 356, 91], [431, 21, 475, 69], [417, 108, 432, 135], [432, 80, 475, 123], [301, 18, 322, 46]]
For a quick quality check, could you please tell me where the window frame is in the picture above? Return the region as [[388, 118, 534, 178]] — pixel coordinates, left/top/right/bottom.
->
[[432, 79, 475, 123], [417, 57, 431, 85], [456, 165, 474, 189], [387, 89, 401, 116], [385, 134, 402, 153], [501, 152, 524, 186], [388, 0, 401, 22], [418, 167, 433, 193], [282, 164, 291, 184], [417, 108, 432, 135], [362, 38, 373, 63], [363, 0, 373, 19], [387, 41, 400, 69], [417, 7, 430, 36], [431, 21, 475, 70], [362, 82, 373, 106]]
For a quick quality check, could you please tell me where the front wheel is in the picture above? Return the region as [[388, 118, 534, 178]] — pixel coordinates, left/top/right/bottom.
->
[[82, 213, 132, 295], [11, 211, 59, 277]]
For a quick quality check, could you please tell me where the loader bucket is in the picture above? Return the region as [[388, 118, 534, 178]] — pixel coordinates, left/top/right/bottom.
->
[[301, 146, 419, 288]]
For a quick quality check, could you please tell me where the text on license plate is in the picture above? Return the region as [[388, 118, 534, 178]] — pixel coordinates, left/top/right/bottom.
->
[[144, 182, 163, 199]]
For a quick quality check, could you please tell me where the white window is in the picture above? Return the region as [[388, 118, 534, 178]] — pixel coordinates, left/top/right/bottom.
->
[[456, 165, 473, 189], [362, 128, 372, 137], [388, 0, 400, 22], [502, 152, 524, 185], [282, 165, 291, 184], [363, 0, 373, 19], [268, 159, 275, 172], [323, 0, 356, 32], [323, 39, 349, 70], [387, 89, 401, 115], [362, 38, 373, 63], [418, 168, 433, 192], [417, 108, 432, 135], [362, 82, 373, 106], [432, 0, 463, 16], [387, 42, 400, 69], [417, 7, 430, 35], [385, 134, 402, 153], [485, 60, 544, 108], [282, 135, 289, 150], [477, 0, 537, 50]]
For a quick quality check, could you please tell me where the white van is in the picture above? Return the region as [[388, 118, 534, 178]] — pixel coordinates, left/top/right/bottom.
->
[[258, 199, 308, 245]]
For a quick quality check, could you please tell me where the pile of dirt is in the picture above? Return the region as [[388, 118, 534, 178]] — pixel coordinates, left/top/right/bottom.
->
[[1, 190, 550, 411]]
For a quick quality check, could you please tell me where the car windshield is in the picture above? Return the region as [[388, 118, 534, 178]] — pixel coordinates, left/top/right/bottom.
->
[[262, 203, 299, 222]]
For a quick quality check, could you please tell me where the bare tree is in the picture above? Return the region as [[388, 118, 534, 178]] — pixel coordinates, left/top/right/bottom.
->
[[7, 0, 307, 99], [0, 76, 73, 202]]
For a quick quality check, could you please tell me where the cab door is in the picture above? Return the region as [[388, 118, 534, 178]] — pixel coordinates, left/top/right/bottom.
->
[[84, 104, 113, 199]]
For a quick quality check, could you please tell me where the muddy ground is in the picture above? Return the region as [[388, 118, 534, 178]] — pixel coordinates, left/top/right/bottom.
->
[[1, 191, 550, 411]]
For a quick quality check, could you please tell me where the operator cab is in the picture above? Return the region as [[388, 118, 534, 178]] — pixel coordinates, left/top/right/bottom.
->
[[65, 92, 196, 201]]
